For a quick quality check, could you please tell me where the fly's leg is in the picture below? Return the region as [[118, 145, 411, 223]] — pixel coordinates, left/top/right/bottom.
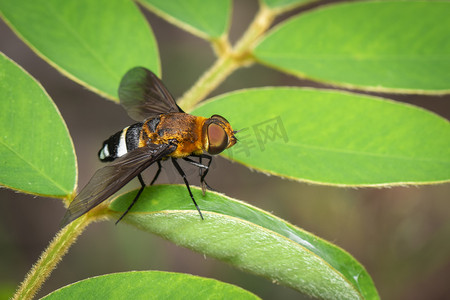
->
[[172, 158, 204, 220], [182, 157, 208, 169], [116, 161, 162, 225], [150, 161, 162, 185], [183, 155, 214, 195], [116, 173, 146, 225], [199, 155, 213, 194]]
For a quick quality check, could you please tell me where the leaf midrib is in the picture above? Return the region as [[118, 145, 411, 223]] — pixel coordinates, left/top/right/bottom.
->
[[0, 137, 69, 195], [273, 141, 450, 164]]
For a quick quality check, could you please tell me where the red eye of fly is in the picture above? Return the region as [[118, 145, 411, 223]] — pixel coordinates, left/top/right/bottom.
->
[[207, 123, 228, 155]]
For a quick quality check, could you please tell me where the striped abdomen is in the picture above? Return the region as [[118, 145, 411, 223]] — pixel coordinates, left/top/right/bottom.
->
[[98, 113, 207, 162], [98, 122, 143, 162]]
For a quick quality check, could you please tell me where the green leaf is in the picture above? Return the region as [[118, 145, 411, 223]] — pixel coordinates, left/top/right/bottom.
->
[[254, 1, 450, 94], [261, 0, 317, 14], [42, 271, 260, 299], [138, 0, 231, 40], [0, 53, 76, 197], [0, 0, 159, 101], [193, 88, 450, 186], [109, 185, 379, 300]]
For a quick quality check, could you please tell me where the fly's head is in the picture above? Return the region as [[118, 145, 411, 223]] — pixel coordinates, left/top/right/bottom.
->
[[202, 115, 237, 155]]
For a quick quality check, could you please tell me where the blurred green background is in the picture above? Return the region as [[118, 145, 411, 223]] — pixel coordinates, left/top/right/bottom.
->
[[1, 1, 449, 299]]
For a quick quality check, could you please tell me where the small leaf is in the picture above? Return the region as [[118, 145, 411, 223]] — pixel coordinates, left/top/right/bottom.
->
[[109, 185, 379, 300], [0, 0, 159, 100], [254, 1, 450, 94], [138, 0, 231, 40], [0, 53, 76, 197], [261, 0, 317, 14], [41, 271, 260, 299], [193, 88, 450, 186]]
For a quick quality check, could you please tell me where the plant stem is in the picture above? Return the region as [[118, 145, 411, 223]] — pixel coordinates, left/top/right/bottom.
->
[[233, 4, 275, 55], [12, 216, 92, 300], [177, 5, 276, 112], [177, 55, 239, 112]]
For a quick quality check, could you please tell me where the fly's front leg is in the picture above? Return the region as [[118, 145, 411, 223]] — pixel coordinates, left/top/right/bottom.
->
[[199, 156, 205, 194], [182, 157, 208, 169], [199, 154, 213, 195], [183, 155, 214, 195], [172, 158, 204, 220]]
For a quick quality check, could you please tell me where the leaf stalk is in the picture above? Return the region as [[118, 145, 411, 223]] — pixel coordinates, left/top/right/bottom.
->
[[12, 216, 92, 300], [177, 5, 276, 111]]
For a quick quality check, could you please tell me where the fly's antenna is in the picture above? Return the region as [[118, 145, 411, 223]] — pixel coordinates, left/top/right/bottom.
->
[[232, 129, 241, 141]]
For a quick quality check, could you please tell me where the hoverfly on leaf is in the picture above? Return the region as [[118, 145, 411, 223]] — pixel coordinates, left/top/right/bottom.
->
[[60, 67, 237, 227]]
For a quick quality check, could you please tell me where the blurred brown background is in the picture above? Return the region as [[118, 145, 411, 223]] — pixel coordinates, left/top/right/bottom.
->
[[1, 1, 449, 299]]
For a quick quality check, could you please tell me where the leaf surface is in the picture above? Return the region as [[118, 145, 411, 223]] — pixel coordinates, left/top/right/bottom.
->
[[108, 185, 379, 300], [42, 271, 260, 299], [254, 1, 450, 94], [193, 88, 450, 186], [0, 54, 76, 197], [0, 0, 159, 100], [262, 0, 317, 13], [138, 0, 230, 39]]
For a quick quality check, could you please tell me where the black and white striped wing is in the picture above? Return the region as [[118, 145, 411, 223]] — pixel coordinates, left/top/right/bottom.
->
[[118, 67, 184, 121], [60, 143, 176, 227]]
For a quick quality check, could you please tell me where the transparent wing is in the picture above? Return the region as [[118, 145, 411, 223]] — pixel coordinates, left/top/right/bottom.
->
[[118, 67, 184, 121], [60, 143, 176, 227]]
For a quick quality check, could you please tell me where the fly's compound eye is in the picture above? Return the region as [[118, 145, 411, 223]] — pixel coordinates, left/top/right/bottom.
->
[[210, 114, 229, 124], [207, 123, 228, 155]]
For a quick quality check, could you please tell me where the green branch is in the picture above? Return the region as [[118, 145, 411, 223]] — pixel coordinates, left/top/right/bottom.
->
[[177, 5, 276, 111], [12, 216, 92, 300]]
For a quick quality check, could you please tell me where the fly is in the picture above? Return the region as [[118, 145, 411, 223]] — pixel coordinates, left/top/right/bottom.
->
[[60, 67, 237, 227]]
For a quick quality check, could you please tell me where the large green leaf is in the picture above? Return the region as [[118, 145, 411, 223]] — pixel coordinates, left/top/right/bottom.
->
[[254, 1, 450, 94], [138, 0, 231, 40], [0, 53, 76, 197], [193, 88, 450, 186], [42, 271, 260, 299], [0, 0, 159, 101], [109, 185, 379, 299]]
